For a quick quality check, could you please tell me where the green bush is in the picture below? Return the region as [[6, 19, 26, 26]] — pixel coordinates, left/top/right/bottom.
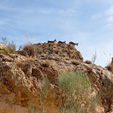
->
[[58, 72, 90, 94], [58, 72, 98, 113]]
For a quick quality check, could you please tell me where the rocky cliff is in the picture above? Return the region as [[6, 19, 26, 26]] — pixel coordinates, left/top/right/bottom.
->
[[0, 41, 113, 113]]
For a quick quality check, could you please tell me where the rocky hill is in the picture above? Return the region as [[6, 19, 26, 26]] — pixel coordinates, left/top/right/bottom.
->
[[0, 41, 113, 113], [21, 41, 83, 61]]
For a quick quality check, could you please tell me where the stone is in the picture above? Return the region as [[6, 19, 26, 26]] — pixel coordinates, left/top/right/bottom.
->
[[85, 60, 92, 64], [0, 40, 113, 113]]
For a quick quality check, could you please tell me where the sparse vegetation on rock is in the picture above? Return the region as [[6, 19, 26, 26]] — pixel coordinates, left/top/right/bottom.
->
[[58, 72, 98, 113], [0, 37, 16, 54], [0, 39, 113, 113], [21, 41, 83, 61]]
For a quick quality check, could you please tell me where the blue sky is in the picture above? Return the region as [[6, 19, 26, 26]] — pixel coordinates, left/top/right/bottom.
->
[[0, 0, 113, 67]]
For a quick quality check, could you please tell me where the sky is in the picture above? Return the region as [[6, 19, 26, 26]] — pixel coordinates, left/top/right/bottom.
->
[[0, 0, 113, 67]]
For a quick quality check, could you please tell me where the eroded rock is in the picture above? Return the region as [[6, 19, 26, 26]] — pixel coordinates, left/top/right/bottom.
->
[[0, 42, 113, 113]]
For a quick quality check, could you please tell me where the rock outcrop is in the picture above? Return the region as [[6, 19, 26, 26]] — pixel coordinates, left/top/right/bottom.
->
[[0, 41, 113, 113], [21, 41, 83, 61]]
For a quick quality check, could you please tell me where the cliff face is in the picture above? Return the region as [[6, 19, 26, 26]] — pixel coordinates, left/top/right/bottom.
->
[[0, 42, 113, 113]]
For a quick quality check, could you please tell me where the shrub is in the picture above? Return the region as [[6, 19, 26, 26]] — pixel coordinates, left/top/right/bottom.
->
[[58, 72, 98, 113], [22, 43, 37, 56], [7, 41, 16, 53], [1, 37, 16, 54], [58, 72, 90, 94], [2, 41, 16, 54]]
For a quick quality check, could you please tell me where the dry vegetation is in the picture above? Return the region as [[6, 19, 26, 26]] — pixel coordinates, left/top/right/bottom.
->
[[1, 37, 16, 54], [0, 38, 113, 113], [20, 41, 83, 61], [58, 72, 98, 113]]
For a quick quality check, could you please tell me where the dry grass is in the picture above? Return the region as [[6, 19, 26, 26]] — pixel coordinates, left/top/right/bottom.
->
[[23, 43, 37, 56], [2, 41, 16, 54], [1, 37, 16, 54]]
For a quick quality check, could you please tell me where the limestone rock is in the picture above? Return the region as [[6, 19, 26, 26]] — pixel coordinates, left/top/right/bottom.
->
[[85, 60, 92, 64], [21, 41, 83, 61], [0, 41, 113, 112]]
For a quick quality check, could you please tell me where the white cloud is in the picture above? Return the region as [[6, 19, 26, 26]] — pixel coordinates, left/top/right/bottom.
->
[[58, 9, 76, 16], [106, 16, 113, 22], [105, 6, 113, 15], [105, 23, 113, 28], [104, 7, 113, 28], [91, 14, 103, 20], [92, 6, 113, 20], [91, 5, 113, 30]]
